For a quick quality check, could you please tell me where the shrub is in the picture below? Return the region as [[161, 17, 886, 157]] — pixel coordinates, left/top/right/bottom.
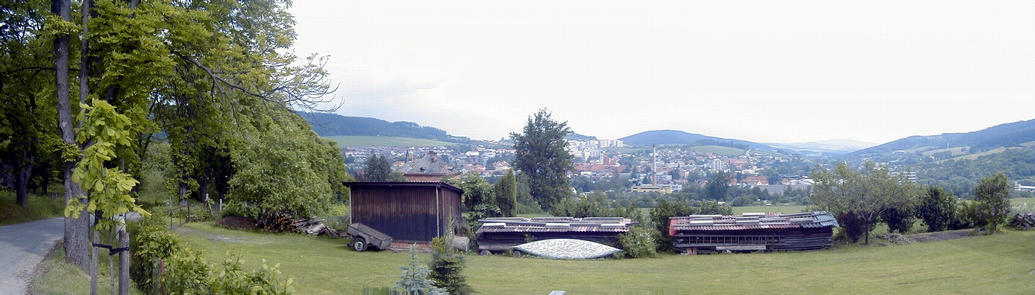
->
[[130, 207, 294, 294], [162, 246, 212, 294], [974, 173, 1011, 233], [917, 186, 956, 232], [649, 199, 696, 252], [880, 206, 915, 233], [209, 256, 293, 295], [950, 200, 982, 230], [395, 245, 446, 295], [428, 236, 472, 295], [835, 212, 868, 243], [618, 226, 659, 258]]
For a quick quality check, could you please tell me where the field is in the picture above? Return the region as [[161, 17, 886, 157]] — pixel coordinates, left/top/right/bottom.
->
[[323, 135, 455, 147], [173, 223, 1034, 294], [732, 204, 809, 214], [689, 145, 745, 156], [1012, 197, 1035, 213]]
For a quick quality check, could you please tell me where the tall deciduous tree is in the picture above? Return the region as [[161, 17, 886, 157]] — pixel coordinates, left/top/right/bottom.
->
[[510, 109, 574, 212], [974, 172, 1010, 233], [811, 162, 921, 244]]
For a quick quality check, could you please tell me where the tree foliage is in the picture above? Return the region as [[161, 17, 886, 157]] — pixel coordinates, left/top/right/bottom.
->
[[363, 155, 392, 182], [974, 173, 1011, 233], [395, 245, 446, 295], [510, 109, 574, 212], [66, 99, 148, 229], [428, 233, 471, 295], [811, 162, 921, 244], [493, 169, 517, 216], [917, 186, 957, 232]]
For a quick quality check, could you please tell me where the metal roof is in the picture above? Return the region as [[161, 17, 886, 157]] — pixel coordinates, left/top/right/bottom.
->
[[476, 217, 636, 234], [669, 211, 839, 232], [343, 181, 463, 194]]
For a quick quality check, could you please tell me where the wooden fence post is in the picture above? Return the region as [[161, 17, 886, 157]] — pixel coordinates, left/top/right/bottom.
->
[[91, 231, 98, 295], [118, 219, 130, 295]]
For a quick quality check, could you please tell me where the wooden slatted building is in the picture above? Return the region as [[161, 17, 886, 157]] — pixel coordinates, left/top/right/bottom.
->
[[475, 217, 636, 253], [345, 182, 463, 243], [669, 211, 838, 254]]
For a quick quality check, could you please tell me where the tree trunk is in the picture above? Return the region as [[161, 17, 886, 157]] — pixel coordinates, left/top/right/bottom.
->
[[15, 153, 32, 207], [118, 225, 129, 295], [54, 0, 91, 272], [198, 179, 209, 203]]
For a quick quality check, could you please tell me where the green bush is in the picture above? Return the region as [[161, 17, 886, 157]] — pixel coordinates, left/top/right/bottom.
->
[[950, 200, 982, 230], [129, 207, 293, 294], [917, 186, 956, 232], [429, 236, 472, 295], [209, 256, 293, 295], [162, 246, 212, 294], [880, 206, 915, 233], [618, 226, 659, 258]]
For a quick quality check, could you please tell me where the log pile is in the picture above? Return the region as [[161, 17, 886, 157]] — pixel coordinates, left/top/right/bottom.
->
[[1009, 212, 1035, 230]]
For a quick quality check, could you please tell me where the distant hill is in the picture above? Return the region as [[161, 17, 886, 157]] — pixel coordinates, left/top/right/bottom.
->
[[769, 139, 876, 155], [299, 112, 469, 143], [565, 132, 598, 141], [620, 130, 773, 150], [850, 119, 1035, 161]]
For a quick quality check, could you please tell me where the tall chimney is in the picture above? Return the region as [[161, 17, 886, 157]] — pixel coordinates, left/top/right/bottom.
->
[[652, 145, 657, 186]]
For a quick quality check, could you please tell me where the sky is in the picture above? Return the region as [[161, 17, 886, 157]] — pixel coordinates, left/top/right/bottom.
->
[[289, 0, 1034, 144]]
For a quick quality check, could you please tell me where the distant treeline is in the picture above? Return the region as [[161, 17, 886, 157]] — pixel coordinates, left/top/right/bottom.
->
[[299, 112, 470, 142]]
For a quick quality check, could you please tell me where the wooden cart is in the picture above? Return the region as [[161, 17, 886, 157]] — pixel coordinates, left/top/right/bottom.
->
[[346, 223, 393, 251]]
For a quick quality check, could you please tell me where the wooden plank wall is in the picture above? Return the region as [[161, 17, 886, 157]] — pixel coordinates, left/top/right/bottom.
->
[[351, 185, 463, 242]]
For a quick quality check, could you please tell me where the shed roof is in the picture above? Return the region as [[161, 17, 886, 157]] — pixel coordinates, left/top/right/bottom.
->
[[344, 181, 463, 195], [669, 211, 839, 232], [476, 217, 636, 234]]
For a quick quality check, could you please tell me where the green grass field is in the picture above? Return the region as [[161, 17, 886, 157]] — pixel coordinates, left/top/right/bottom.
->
[[1012, 197, 1035, 213], [172, 223, 1034, 294], [689, 145, 745, 156], [732, 204, 810, 214], [323, 136, 455, 147], [0, 189, 65, 226]]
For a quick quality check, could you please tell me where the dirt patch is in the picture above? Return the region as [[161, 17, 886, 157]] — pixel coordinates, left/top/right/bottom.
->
[[218, 216, 257, 230], [907, 229, 977, 243]]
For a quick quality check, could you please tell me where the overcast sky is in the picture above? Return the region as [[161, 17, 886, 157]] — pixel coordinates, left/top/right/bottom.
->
[[289, 0, 1034, 144]]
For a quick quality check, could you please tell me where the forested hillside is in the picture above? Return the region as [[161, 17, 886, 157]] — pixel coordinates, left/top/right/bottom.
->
[[300, 112, 469, 142], [620, 130, 773, 150]]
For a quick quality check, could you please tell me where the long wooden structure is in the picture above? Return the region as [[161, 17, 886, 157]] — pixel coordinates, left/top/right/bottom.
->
[[669, 211, 838, 254], [475, 217, 636, 253]]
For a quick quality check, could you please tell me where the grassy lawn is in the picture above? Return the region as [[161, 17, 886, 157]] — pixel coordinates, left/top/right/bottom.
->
[[173, 223, 1034, 294], [323, 135, 455, 147], [30, 243, 142, 294], [0, 190, 65, 226]]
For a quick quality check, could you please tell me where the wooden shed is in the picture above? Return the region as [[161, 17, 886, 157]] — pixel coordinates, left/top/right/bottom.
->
[[669, 211, 838, 254], [345, 182, 464, 243]]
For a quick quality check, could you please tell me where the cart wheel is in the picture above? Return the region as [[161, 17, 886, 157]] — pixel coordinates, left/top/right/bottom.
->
[[352, 237, 367, 252]]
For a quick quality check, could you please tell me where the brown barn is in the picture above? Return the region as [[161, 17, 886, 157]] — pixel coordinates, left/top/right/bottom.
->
[[345, 182, 464, 243], [669, 211, 838, 254]]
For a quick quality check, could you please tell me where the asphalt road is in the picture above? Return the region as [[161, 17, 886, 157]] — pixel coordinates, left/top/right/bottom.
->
[[0, 218, 64, 295]]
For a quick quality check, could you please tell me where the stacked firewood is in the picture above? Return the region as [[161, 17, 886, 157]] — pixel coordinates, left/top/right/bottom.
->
[[258, 212, 300, 233], [1009, 213, 1035, 230]]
